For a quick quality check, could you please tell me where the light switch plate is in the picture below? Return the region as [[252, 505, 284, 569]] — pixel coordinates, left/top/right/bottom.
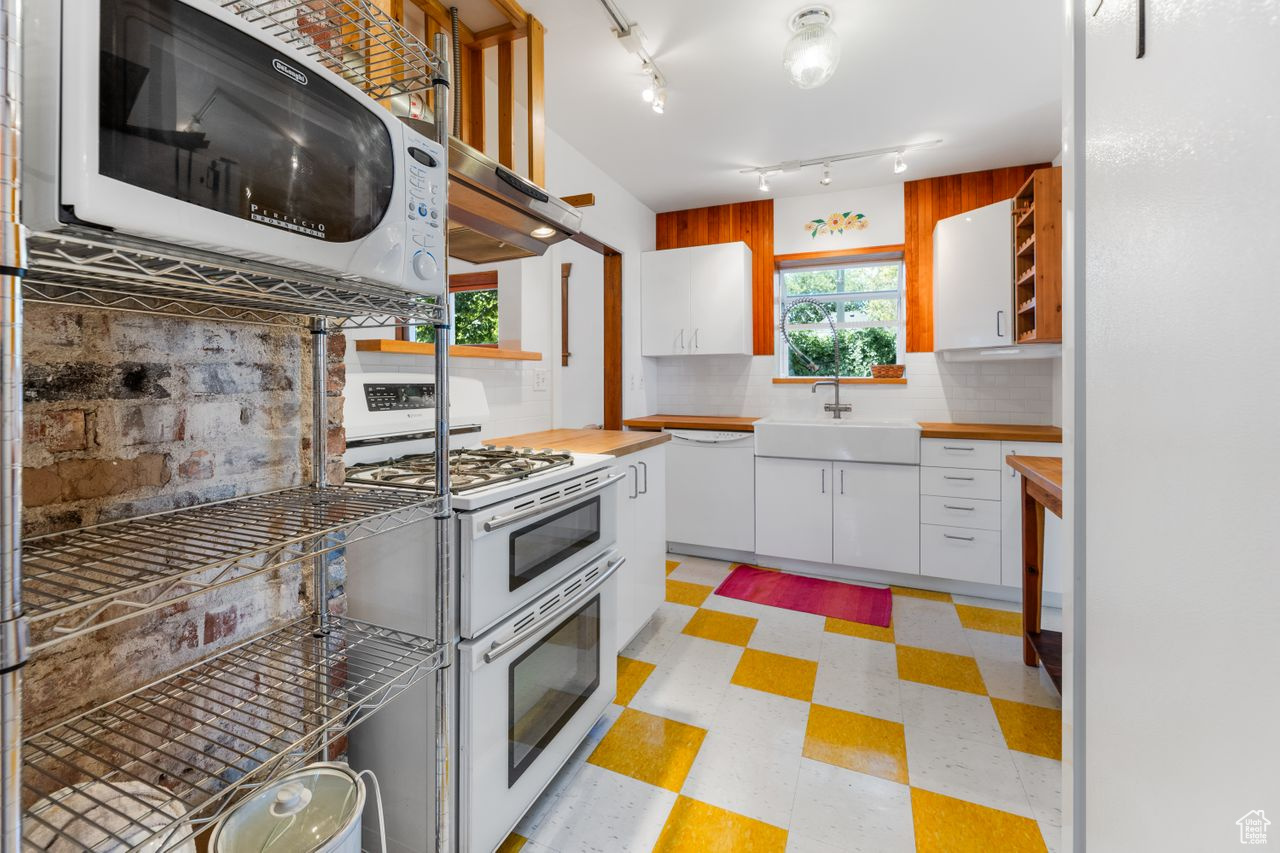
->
[[532, 369, 549, 392]]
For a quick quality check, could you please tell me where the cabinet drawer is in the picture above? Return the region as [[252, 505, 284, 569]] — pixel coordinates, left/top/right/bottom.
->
[[920, 524, 1001, 585], [920, 467, 1002, 501], [920, 495, 1001, 531], [920, 438, 1002, 470]]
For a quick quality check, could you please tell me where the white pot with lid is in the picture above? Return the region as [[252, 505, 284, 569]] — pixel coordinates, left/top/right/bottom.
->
[[208, 763, 366, 853]]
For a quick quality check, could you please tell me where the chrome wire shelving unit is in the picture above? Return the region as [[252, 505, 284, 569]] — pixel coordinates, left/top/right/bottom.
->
[[22, 617, 443, 851], [0, 2, 457, 850], [22, 485, 442, 652]]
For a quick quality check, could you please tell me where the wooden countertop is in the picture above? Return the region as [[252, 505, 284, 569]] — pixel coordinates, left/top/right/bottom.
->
[[622, 415, 761, 432], [918, 422, 1063, 442], [486, 428, 670, 458], [1006, 455, 1063, 505]]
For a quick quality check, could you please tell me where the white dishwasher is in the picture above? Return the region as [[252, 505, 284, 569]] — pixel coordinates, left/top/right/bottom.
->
[[665, 429, 756, 553]]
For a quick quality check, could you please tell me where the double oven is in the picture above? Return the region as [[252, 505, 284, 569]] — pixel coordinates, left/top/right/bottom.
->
[[342, 373, 626, 852]]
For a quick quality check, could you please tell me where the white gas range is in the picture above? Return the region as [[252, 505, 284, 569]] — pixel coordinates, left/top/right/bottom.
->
[[341, 372, 625, 853]]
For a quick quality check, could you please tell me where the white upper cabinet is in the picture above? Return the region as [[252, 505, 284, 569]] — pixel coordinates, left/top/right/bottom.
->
[[642, 242, 752, 356], [933, 199, 1013, 351]]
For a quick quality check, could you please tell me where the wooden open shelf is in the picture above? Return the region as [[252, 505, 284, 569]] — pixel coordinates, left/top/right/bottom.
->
[[1011, 168, 1062, 344], [356, 339, 543, 361], [1026, 628, 1063, 693]]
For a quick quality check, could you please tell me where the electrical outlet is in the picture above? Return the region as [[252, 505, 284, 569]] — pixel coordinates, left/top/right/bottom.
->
[[532, 369, 549, 392]]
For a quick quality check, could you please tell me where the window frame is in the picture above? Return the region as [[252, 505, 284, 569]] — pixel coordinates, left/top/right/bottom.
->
[[775, 256, 906, 378]]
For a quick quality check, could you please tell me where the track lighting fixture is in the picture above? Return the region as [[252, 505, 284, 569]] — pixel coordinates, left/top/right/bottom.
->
[[819, 163, 832, 186], [740, 139, 940, 190], [893, 152, 908, 174], [758, 172, 771, 193], [600, 0, 668, 116], [651, 88, 666, 114]]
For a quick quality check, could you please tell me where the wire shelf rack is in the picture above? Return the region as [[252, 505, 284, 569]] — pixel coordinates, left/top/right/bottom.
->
[[22, 616, 444, 852], [222, 0, 446, 101], [23, 486, 442, 652], [24, 231, 445, 328]]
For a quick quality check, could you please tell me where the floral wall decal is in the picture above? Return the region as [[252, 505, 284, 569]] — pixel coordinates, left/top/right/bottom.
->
[[805, 211, 868, 238]]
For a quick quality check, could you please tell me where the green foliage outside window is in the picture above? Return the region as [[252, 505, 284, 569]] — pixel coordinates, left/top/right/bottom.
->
[[786, 327, 898, 377], [415, 288, 499, 345], [780, 262, 902, 377]]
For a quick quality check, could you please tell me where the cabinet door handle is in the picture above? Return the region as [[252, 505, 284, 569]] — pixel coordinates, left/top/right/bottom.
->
[[693, 328, 700, 350], [638, 460, 648, 495], [840, 468, 845, 495], [996, 309, 1005, 338], [943, 504, 975, 511], [821, 468, 826, 494], [942, 446, 974, 452], [629, 464, 639, 499], [943, 475, 975, 481], [944, 533, 976, 541]]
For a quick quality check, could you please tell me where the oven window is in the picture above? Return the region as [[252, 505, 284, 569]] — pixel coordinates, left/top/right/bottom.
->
[[99, 0, 394, 242], [508, 596, 600, 787], [508, 498, 601, 591]]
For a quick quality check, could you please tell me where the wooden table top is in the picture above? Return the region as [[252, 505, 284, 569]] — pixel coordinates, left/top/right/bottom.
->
[[919, 422, 1063, 442], [486, 428, 670, 458], [1006, 455, 1063, 503], [623, 415, 761, 432]]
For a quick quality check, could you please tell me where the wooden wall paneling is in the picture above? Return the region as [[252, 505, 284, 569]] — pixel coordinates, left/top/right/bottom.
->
[[903, 164, 1049, 352], [462, 44, 485, 150], [526, 14, 546, 185], [603, 252, 623, 430], [497, 41, 515, 168]]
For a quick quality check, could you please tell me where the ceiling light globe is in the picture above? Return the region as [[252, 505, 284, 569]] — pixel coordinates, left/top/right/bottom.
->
[[784, 8, 840, 89]]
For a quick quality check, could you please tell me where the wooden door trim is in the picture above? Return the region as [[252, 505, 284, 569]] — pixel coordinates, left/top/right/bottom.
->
[[567, 231, 624, 430]]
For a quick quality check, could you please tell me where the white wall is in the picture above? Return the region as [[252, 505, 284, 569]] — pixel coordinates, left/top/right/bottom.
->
[[1078, 2, 1280, 851], [772, 184, 905, 255], [554, 240, 604, 428]]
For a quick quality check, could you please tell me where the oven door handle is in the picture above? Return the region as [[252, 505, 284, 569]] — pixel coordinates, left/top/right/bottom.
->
[[483, 554, 626, 663], [482, 472, 626, 532]]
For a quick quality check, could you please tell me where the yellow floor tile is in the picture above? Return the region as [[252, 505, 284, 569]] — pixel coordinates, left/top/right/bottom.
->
[[890, 585, 952, 602], [802, 704, 909, 784], [616, 656, 656, 706], [955, 604, 1023, 636], [896, 645, 988, 695], [588, 707, 707, 792], [653, 796, 788, 853], [825, 615, 895, 643], [495, 834, 528, 853], [666, 559, 681, 575], [667, 579, 714, 607], [683, 608, 758, 646], [991, 698, 1062, 760], [730, 648, 818, 702], [911, 787, 1047, 853]]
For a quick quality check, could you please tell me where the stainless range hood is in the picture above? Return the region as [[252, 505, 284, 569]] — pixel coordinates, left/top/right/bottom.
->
[[397, 117, 582, 264]]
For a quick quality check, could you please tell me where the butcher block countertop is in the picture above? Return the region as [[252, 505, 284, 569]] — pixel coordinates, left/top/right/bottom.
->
[[1006, 455, 1063, 505], [486, 428, 670, 458], [918, 422, 1063, 442], [622, 415, 761, 432]]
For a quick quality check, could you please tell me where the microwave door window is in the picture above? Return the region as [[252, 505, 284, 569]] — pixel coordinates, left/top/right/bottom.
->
[[508, 596, 601, 786], [99, 0, 394, 242]]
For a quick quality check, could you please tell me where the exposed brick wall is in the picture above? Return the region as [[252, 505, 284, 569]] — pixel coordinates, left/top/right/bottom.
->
[[22, 305, 348, 732]]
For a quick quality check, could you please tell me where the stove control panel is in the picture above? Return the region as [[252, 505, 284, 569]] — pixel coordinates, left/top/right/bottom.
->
[[363, 382, 436, 412]]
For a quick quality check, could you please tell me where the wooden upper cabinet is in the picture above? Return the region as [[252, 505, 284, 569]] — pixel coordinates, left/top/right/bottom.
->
[[1012, 167, 1063, 344]]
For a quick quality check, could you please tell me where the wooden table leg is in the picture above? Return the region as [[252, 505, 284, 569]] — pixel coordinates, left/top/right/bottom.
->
[[1022, 476, 1046, 666]]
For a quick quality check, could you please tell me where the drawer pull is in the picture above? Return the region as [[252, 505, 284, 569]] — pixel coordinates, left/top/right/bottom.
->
[[942, 446, 975, 451], [944, 533, 976, 541], [943, 504, 975, 511], [943, 475, 975, 481]]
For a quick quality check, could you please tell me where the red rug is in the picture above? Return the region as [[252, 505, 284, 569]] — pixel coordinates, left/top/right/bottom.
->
[[714, 564, 892, 627]]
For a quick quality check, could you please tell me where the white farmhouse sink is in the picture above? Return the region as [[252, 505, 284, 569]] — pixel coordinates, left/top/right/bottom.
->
[[754, 416, 921, 464]]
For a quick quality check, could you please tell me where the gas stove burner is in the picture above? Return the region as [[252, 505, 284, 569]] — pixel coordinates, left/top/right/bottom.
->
[[345, 447, 574, 494]]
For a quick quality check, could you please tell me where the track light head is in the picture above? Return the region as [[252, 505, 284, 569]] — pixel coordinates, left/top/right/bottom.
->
[[819, 162, 832, 186], [893, 152, 907, 174]]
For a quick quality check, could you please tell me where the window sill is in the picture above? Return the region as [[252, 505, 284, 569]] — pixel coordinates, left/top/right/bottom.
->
[[354, 339, 543, 361], [771, 377, 907, 385]]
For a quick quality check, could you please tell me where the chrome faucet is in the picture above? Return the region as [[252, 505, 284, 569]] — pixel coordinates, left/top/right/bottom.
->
[[781, 297, 852, 419]]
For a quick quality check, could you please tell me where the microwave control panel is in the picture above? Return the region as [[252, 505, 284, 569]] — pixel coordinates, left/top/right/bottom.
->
[[401, 125, 447, 296]]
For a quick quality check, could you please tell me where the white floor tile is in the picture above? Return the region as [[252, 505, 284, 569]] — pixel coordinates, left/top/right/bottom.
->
[[904, 726, 1034, 817], [1012, 751, 1064, 828], [666, 555, 734, 587], [891, 598, 973, 655], [785, 833, 847, 853], [1040, 819, 1063, 853], [963, 628, 1024, 664], [701, 592, 772, 619], [628, 635, 741, 728], [522, 764, 677, 853], [621, 601, 695, 664], [707, 685, 812, 754], [813, 641, 903, 722], [899, 682, 1006, 747], [680, 730, 803, 828], [976, 656, 1062, 710], [748, 607, 826, 661], [790, 758, 915, 853]]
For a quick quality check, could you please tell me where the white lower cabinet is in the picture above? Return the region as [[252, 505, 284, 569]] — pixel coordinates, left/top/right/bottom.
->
[[616, 445, 667, 651], [833, 462, 920, 575], [920, 524, 1002, 585], [754, 457, 833, 565]]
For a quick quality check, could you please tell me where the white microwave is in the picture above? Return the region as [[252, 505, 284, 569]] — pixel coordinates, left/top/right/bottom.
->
[[23, 0, 447, 295]]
